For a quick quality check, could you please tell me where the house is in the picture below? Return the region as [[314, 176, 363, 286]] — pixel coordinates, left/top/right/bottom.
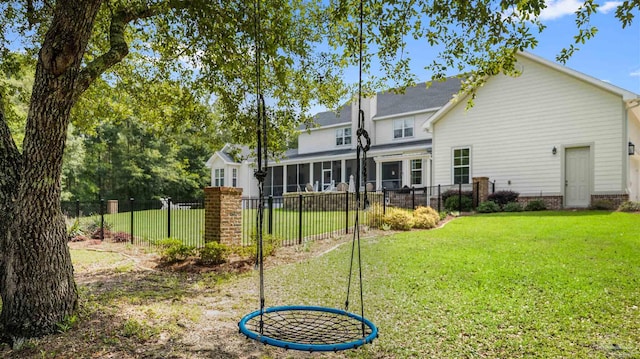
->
[[425, 52, 640, 208], [207, 52, 640, 208], [206, 77, 462, 197]]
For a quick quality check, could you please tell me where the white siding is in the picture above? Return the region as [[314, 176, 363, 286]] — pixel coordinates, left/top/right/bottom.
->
[[629, 111, 640, 201], [374, 111, 434, 145], [298, 124, 354, 154], [433, 56, 626, 196]]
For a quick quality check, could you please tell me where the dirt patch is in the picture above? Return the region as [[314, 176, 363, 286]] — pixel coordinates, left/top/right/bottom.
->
[[2, 221, 455, 358]]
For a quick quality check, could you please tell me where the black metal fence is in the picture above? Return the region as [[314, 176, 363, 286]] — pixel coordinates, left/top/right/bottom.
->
[[63, 182, 493, 249], [62, 198, 205, 247]]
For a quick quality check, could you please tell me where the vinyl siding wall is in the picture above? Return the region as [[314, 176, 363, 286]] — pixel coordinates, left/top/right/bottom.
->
[[374, 111, 434, 145], [433, 56, 626, 196]]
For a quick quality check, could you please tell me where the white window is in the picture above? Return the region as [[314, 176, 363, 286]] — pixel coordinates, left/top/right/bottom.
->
[[393, 118, 414, 139], [336, 127, 352, 146], [411, 159, 423, 185], [232, 168, 238, 187], [214, 168, 225, 187], [453, 148, 470, 184]]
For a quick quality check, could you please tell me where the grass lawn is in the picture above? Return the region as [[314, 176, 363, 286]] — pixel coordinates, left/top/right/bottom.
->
[[261, 211, 640, 358]]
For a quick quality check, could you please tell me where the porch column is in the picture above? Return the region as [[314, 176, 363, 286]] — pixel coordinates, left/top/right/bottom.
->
[[282, 165, 288, 194], [341, 159, 346, 183]]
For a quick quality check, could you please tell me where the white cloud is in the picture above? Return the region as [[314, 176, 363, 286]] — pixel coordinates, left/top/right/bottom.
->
[[599, 1, 623, 14], [630, 70, 640, 77], [538, 0, 622, 21]]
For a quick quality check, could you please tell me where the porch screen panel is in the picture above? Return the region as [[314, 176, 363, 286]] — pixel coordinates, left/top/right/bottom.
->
[[313, 162, 322, 191], [272, 166, 284, 196], [264, 167, 273, 196], [286, 165, 298, 192], [366, 158, 376, 189], [332, 161, 342, 185], [298, 163, 310, 189], [345, 159, 357, 184]]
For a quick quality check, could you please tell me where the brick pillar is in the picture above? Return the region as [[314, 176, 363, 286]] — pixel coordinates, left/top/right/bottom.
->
[[473, 177, 490, 205], [204, 187, 243, 246]]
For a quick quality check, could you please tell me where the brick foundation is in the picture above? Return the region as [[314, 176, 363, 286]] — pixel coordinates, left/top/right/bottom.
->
[[517, 196, 563, 210], [590, 194, 629, 209], [204, 187, 243, 246]]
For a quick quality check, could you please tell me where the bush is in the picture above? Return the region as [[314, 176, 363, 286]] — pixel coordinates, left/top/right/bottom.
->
[[66, 218, 84, 241], [156, 238, 196, 262], [413, 206, 440, 229], [618, 201, 640, 212], [524, 199, 547, 211], [246, 233, 283, 258], [444, 195, 473, 212], [441, 189, 473, 204], [198, 241, 229, 265], [503, 202, 523, 212], [383, 207, 413, 231], [366, 203, 385, 228], [477, 201, 501, 213], [487, 191, 520, 207]]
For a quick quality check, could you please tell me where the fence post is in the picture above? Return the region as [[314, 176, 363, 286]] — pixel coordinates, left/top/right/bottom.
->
[[298, 194, 303, 245], [75, 200, 80, 218], [345, 191, 349, 234], [383, 188, 387, 215], [411, 186, 415, 210], [130, 198, 134, 245], [268, 196, 274, 235], [475, 182, 479, 208], [167, 197, 172, 238], [100, 199, 105, 241], [458, 183, 462, 213], [437, 185, 441, 213]]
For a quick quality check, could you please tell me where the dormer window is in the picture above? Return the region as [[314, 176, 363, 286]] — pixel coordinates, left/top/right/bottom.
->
[[393, 118, 414, 139], [336, 127, 352, 146]]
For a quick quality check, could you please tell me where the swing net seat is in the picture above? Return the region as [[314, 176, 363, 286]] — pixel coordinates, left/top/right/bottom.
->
[[238, 305, 378, 352]]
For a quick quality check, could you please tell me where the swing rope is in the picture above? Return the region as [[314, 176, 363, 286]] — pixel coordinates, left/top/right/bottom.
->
[[239, 0, 377, 352], [344, 0, 370, 337]]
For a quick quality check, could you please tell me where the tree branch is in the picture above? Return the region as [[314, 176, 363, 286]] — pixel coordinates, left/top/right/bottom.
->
[[73, 4, 161, 100]]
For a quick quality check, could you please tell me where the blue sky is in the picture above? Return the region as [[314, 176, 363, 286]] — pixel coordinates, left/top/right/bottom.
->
[[342, 0, 639, 97]]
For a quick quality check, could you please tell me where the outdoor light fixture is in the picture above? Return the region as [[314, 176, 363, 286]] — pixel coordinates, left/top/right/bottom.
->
[[629, 142, 636, 156], [552, 146, 557, 155]]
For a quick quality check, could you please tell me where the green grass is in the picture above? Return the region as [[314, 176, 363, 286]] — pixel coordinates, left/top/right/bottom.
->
[[260, 211, 640, 358]]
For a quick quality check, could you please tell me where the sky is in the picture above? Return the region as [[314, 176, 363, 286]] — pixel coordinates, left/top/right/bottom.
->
[[332, 0, 640, 110]]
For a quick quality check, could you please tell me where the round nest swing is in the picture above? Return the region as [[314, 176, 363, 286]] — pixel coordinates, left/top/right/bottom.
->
[[239, 305, 377, 352]]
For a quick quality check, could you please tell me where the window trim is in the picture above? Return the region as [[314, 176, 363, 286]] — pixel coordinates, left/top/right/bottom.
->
[[452, 147, 471, 184], [335, 127, 352, 147], [393, 118, 414, 139], [214, 168, 225, 187], [410, 159, 423, 186]]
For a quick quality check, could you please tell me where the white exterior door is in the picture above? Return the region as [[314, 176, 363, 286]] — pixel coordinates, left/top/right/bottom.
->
[[565, 147, 591, 207]]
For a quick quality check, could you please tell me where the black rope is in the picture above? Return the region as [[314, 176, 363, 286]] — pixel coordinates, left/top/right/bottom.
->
[[253, 0, 267, 335], [345, 0, 369, 338]]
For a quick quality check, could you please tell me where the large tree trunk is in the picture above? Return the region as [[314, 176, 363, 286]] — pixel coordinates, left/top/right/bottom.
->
[[0, 0, 102, 342]]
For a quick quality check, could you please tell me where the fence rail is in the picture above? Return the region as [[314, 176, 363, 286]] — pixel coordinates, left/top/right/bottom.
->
[[63, 182, 489, 249]]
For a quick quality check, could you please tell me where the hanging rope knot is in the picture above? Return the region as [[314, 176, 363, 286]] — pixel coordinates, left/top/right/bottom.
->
[[357, 128, 371, 152], [254, 169, 267, 182]]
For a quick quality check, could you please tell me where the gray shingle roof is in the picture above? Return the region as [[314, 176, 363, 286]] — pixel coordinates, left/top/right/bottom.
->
[[308, 103, 351, 128], [375, 77, 462, 118]]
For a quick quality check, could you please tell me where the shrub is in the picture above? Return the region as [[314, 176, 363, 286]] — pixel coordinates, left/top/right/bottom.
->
[[487, 191, 520, 207], [156, 238, 196, 262], [366, 203, 385, 228], [590, 199, 615, 210], [439, 211, 448, 221], [245, 233, 283, 258], [477, 201, 501, 213], [198, 241, 229, 265], [444, 195, 473, 212], [618, 201, 640, 212], [383, 207, 413, 231], [503, 202, 523, 212], [524, 199, 547, 211], [66, 218, 84, 241], [413, 206, 440, 229], [441, 189, 473, 204]]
